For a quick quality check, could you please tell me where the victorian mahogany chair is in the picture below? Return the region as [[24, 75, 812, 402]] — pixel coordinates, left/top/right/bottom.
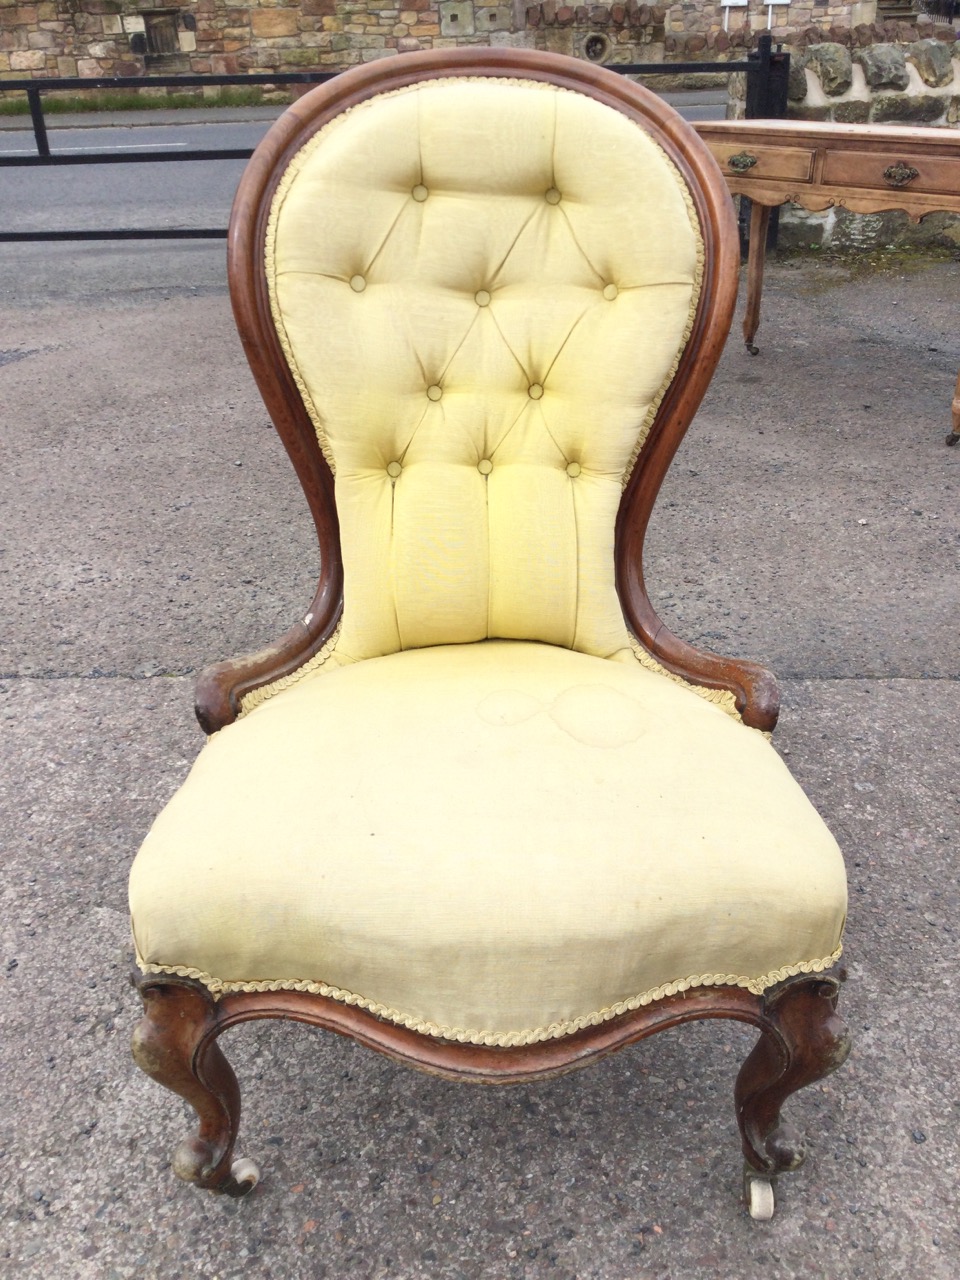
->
[[129, 47, 849, 1219]]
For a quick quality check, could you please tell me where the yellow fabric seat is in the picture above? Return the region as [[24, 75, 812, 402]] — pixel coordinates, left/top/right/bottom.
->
[[131, 641, 846, 1048]]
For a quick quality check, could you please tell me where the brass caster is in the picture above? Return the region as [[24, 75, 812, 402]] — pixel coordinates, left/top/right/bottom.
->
[[744, 1164, 776, 1221]]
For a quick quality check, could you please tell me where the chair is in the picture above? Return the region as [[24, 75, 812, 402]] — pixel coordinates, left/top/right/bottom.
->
[[128, 47, 849, 1220]]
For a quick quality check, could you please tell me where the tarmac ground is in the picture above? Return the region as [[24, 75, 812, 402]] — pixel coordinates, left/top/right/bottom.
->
[[0, 235, 958, 1279]]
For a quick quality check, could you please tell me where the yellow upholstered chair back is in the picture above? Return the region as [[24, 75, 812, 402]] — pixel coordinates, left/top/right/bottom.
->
[[260, 66, 708, 665]]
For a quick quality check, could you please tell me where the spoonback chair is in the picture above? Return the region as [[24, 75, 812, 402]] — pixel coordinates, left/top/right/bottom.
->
[[129, 47, 849, 1219]]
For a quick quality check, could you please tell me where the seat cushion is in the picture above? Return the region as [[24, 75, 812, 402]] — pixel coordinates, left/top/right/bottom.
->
[[130, 642, 846, 1047]]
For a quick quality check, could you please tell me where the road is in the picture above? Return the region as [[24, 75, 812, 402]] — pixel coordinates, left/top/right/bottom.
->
[[0, 93, 727, 302], [0, 119, 277, 233], [0, 92, 727, 232]]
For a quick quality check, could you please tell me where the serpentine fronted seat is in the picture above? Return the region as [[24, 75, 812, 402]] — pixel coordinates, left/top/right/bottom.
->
[[128, 47, 849, 1220]]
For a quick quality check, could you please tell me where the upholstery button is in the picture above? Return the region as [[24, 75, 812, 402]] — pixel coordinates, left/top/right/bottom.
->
[[386, 461, 402, 478], [412, 184, 428, 202], [474, 289, 491, 307], [566, 461, 581, 477], [545, 187, 562, 205], [426, 384, 443, 402], [478, 458, 493, 475], [602, 283, 618, 301], [350, 274, 366, 293], [528, 383, 544, 400]]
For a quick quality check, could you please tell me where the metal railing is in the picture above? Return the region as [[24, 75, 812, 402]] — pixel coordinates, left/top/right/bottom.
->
[[0, 35, 788, 242]]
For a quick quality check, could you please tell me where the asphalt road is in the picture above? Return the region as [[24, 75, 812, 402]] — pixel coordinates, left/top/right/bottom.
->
[[0, 94, 728, 304], [0, 121, 273, 234], [0, 92, 727, 241]]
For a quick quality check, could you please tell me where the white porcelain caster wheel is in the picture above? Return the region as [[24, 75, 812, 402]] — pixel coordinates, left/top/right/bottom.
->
[[744, 1167, 775, 1221], [225, 1157, 261, 1197]]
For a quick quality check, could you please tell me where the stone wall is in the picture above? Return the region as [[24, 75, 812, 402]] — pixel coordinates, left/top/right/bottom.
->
[[788, 34, 960, 123], [522, 4, 666, 65], [3, 0, 935, 86], [757, 37, 960, 250], [664, 0, 877, 59], [0, 0, 672, 83]]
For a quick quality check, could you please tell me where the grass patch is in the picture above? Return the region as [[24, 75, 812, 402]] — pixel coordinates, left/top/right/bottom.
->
[[776, 242, 960, 270], [0, 85, 294, 116]]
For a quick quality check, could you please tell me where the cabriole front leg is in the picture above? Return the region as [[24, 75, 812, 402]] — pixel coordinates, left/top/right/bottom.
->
[[131, 974, 260, 1196], [735, 973, 850, 1219]]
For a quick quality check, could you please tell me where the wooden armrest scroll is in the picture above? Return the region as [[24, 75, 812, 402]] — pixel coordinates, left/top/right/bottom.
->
[[639, 614, 780, 732], [618, 545, 780, 732], [194, 583, 341, 735]]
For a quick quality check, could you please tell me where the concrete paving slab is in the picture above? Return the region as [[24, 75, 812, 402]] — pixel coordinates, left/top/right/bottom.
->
[[0, 247, 958, 1277], [0, 282, 317, 679], [648, 255, 960, 680], [1, 254, 957, 682], [0, 675, 956, 1279]]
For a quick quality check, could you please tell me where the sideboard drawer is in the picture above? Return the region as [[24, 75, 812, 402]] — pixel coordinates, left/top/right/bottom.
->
[[820, 148, 960, 196], [708, 142, 815, 183]]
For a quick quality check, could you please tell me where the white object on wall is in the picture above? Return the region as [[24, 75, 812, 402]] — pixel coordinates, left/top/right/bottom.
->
[[720, 0, 747, 33]]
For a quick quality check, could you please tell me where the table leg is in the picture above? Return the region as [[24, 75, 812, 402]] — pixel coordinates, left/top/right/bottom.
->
[[948, 366, 960, 445], [743, 202, 772, 356]]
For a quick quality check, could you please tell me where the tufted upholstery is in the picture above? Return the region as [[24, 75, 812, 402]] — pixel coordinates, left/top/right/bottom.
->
[[267, 78, 702, 662]]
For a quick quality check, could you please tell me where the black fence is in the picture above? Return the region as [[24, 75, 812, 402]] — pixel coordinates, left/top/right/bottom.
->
[[0, 35, 789, 243]]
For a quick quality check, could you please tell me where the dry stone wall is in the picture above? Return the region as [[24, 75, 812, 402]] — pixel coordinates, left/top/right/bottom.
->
[[664, 1, 876, 59], [0, 0, 671, 82], [751, 35, 960, 249], [4, 0, 950, 85], [785, 34, 960, 123]]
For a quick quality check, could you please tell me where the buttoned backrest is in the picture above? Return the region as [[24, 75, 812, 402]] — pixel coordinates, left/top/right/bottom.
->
[[264, 73, 705, 664]]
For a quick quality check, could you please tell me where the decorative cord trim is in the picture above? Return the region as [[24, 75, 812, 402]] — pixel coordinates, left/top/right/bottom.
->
[[627, 633, 742, 722], [237, 621, 343, 718], [622, 159, 705, 488], [135, 944, 842, 1048]]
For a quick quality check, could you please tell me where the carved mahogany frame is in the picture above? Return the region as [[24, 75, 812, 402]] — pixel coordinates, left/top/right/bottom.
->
[[133, 971, 850, 1197], [136, 50, 847, 1203]]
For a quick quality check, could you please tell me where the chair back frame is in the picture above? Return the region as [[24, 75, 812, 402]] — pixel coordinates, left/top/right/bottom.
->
[[197, 47, 779, 733]]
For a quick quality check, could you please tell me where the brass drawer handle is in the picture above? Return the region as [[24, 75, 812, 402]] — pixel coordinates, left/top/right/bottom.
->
[[883, 162, 920, 188], [728, 151, 758, 173]]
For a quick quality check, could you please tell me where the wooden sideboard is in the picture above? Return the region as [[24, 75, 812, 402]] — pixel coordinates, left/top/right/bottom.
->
[[695, 119, 960, 444]]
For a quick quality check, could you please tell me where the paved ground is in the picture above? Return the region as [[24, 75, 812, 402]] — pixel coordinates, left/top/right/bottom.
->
[[0, 239, 957, 1279]]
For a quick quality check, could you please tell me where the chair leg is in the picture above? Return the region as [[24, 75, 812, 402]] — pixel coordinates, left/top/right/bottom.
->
[[735, 973, 850, 1218], [131, 974, 260, 1196]]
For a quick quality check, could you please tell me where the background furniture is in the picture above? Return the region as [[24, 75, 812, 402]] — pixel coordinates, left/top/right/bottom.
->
[[697, 118, 960, 444], [128, 48, 849, 1220]]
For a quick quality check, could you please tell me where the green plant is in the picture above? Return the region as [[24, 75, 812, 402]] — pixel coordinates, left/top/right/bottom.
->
[[0, 85, 294, 116]]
